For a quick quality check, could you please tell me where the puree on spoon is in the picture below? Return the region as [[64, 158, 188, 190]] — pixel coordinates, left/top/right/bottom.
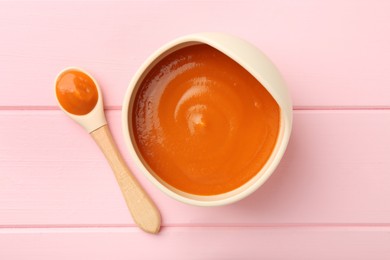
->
[[55, 69, 98, 115], [132, 44, 280, 196]]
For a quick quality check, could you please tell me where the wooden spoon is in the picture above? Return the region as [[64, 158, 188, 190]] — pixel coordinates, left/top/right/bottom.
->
[[54, 67, 161, 234]]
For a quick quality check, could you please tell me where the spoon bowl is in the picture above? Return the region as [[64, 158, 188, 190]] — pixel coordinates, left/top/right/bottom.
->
[[55, 67, 107, 133]]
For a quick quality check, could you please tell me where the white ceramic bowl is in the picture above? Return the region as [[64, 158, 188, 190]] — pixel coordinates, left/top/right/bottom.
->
[[122, 33, 292, 206]]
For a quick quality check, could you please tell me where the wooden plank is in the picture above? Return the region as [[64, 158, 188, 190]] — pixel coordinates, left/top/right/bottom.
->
[[1, 1, 390, 108], [1, 227, 389, 259], [1, 110, 390, 226]]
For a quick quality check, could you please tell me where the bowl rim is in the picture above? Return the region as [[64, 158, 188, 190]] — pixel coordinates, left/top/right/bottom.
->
[[122, 32, 293, 206]]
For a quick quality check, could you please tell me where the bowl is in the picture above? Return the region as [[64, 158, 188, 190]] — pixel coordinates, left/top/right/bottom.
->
[[122, 33, 292, 206]]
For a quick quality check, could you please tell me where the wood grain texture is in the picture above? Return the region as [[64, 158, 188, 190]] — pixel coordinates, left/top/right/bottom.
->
[[1, 110, 389, 226], [0, 1, 390, 108], [91, 125, 161, 234], [1, 227, 390, 259]]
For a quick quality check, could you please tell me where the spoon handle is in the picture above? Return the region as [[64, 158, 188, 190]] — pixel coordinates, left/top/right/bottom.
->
[[90, 125, 161, 234]]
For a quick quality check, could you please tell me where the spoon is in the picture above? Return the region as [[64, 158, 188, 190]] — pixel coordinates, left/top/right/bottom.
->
[[54, 67, 161, 234]]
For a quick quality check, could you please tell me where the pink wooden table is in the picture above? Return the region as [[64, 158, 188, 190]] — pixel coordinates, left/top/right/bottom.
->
[[1, 1, 390, 259]]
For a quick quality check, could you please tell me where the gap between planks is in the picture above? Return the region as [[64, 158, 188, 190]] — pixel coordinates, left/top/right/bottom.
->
[[1, 106, 390, 111], [1, 223, 390, 231]]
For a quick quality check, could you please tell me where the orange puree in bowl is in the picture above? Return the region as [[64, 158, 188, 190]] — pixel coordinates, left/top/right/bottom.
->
[[132, 44, 280, 195], [56, 69, 98, 115]]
